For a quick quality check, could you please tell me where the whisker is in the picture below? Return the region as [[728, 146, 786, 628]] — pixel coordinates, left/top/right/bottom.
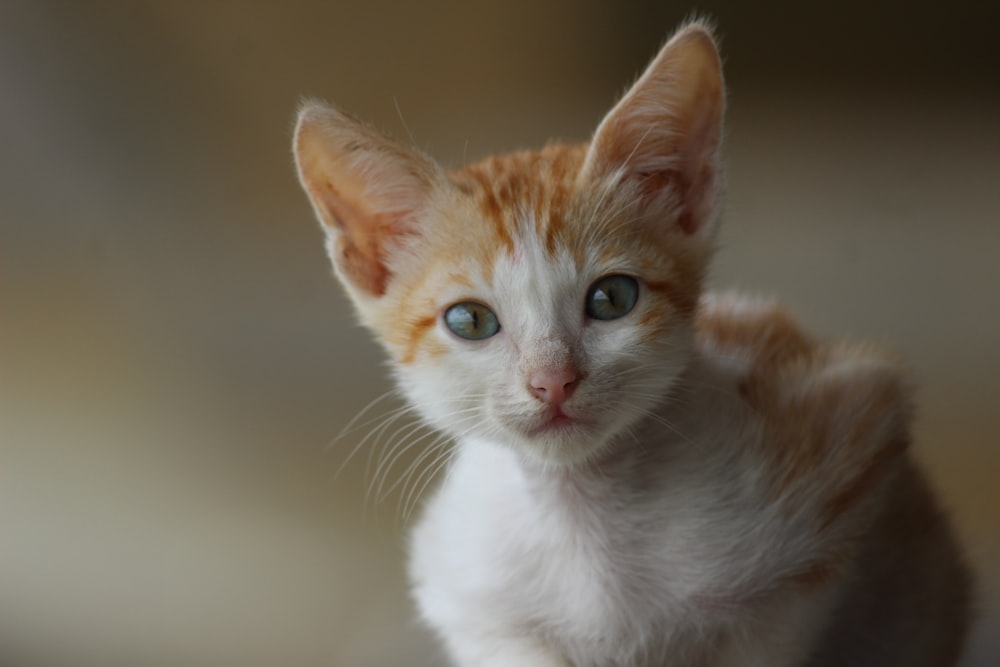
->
[[376, 423, 448, 503], [370, 417, 433, 505], [334, 403, 416, 479], [389, 406, 488, 521], [400, 437, 455, 521], [329, 389, 399, 446], [361, 406, 420, 481], [333, 398, 483, 517]]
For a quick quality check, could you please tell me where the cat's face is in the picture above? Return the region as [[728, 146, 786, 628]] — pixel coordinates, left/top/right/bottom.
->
[[294, 25, 724, 465], [380, 147, 711, 464]]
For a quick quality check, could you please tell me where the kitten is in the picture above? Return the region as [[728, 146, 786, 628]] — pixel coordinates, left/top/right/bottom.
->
[[292, 22, 971, 667]]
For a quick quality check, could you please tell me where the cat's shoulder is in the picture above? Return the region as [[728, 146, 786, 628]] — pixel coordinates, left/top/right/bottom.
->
[[694, 292, 813, 375], [695, 292, 905, 384], [694, 291, 912, 441], [693, 294, 919, 596]]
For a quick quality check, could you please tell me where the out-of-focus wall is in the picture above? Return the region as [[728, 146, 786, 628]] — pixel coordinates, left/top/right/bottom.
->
[[1, 2, 997, 666]]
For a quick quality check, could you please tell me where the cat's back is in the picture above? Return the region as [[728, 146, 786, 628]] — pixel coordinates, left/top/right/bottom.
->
[[693, 291, 912, 523], [692, 292, 972, 666]]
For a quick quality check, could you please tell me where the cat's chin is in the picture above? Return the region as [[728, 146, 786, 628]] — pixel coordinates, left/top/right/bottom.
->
[[527, 408, 584, 437], [471, 395, 656, 467], [499, 413, 624, 467]]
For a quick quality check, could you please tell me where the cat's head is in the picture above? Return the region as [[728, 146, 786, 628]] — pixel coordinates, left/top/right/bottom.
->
[[293, 23, 725, 466]]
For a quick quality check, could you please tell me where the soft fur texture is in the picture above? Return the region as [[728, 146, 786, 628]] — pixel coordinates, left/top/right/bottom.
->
[[292, 22, 971, 667]]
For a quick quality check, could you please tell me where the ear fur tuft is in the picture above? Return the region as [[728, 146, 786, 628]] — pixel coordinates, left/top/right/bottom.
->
[[293, 102, 441, 297], [582, 22, 725, 238]]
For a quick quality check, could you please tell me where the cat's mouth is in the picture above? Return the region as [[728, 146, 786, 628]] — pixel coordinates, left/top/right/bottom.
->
[[526, 406, 589, 437], [489, 400, 618, 464]]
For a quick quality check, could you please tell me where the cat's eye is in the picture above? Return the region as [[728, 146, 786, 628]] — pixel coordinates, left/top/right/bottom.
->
[[444, 302, 501, 340], [586, 274, 639, 321]]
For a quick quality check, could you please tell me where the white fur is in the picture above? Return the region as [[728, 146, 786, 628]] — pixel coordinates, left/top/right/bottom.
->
[[407, 291, 841, 666]]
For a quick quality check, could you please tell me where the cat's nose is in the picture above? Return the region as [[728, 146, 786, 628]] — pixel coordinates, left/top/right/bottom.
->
[[529, 368, 579, 406]]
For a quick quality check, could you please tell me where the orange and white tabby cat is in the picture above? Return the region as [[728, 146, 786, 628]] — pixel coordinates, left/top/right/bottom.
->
[[292, 22, 971, 667]]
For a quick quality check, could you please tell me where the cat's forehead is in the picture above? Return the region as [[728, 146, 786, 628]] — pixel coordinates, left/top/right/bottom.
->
[[451, 144, 586, 211], [405, 143, 703, 319], [449, 144, 588, 259], [438, 144, 635, 282]]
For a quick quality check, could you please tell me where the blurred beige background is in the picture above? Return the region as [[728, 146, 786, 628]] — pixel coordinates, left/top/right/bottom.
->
[[1, 2, 997, 666]]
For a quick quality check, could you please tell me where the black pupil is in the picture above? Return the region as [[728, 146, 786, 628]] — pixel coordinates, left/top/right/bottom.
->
[[586, 276, 637, 321]]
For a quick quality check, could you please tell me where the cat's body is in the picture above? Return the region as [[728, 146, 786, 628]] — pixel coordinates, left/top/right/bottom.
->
[[410, 295, 969, 666], [292, 22, 970, 667]]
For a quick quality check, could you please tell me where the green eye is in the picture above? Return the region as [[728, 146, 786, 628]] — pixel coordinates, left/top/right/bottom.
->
[[586, 274, 639, 321], [444, 302, 501, 340]]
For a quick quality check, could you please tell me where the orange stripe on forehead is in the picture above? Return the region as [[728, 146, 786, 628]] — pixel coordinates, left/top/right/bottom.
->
[[453, 165, 516, 254], [451, 144, 588, 261], [540, 173, 574, 258], [543, 208, 566, 257]]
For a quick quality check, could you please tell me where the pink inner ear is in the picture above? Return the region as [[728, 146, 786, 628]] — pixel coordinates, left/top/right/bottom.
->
[[607, 105, 721, 237], [665, 156, 720, 237], [295, 104, 441, 298], [582, 25, 724, 237], [330, 233, 389, 297], [310, 175, 393, 296]]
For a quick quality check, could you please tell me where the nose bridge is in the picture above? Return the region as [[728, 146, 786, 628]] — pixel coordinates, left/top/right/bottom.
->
[[520, 334, 576, 376], [508, 241, 582, 377]]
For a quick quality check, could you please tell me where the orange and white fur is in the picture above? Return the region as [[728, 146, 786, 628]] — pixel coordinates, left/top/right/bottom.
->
[[292, 23, 970, 667]]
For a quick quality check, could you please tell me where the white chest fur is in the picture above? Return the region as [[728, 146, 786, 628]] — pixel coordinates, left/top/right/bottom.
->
[[408, 357, 833, 667]]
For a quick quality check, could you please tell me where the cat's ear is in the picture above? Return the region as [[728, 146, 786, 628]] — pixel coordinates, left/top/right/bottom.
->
[[581, 23, 725, 237], [293, 102, 441, 297]]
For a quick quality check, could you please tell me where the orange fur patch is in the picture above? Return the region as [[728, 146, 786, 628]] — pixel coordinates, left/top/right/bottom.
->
[[376, 143, 714, 365], [400, 313, 438, 365], [697, 298, 911, 529]]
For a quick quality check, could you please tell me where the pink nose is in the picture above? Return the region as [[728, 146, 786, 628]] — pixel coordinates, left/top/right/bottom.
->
[[529, 368, 579, 405]]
